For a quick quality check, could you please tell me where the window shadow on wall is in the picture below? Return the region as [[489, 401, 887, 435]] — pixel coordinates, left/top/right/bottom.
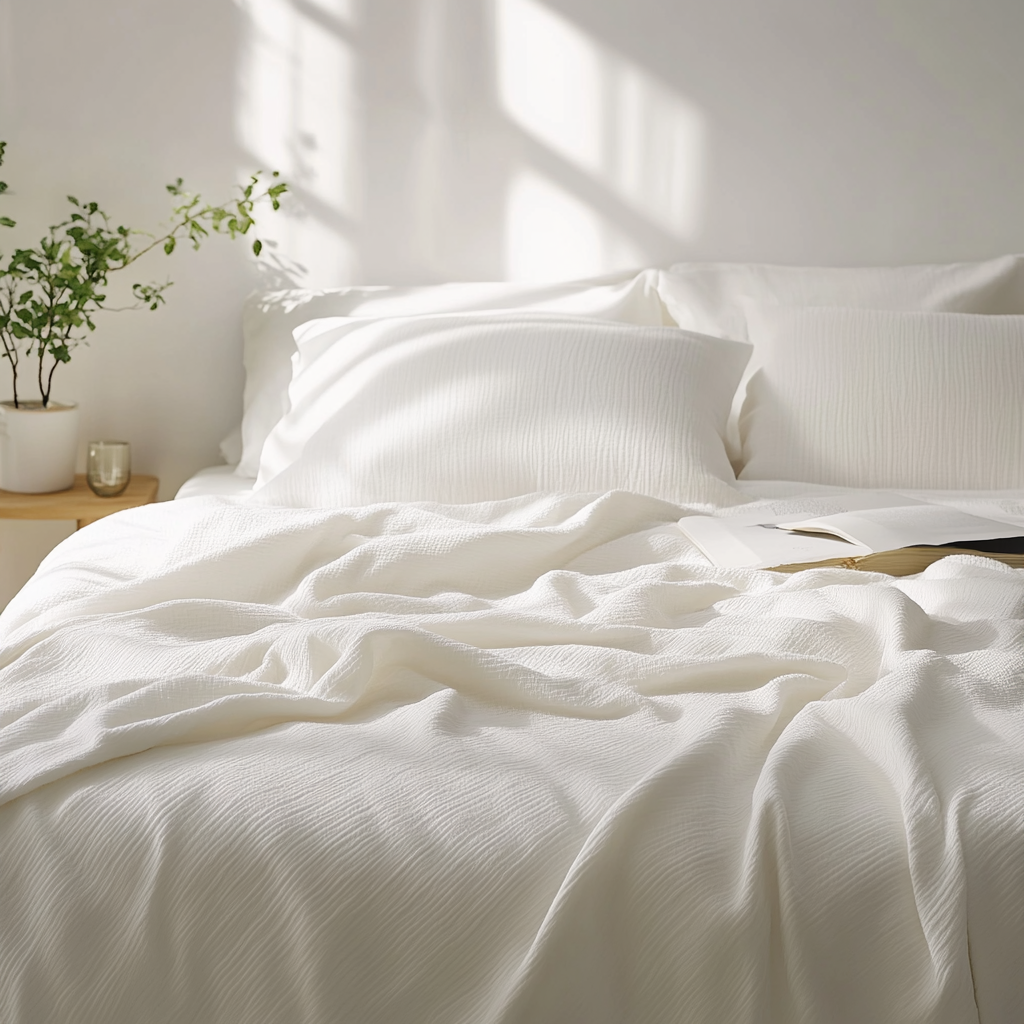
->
[[233, 0, 708, 287], [233, 0, 1024, 287]]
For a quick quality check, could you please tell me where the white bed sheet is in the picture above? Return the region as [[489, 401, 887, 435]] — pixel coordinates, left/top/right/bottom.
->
[[2, 487, 1023, 1023], [176, 463, 1024, 509], [175, 464, 257, 499]]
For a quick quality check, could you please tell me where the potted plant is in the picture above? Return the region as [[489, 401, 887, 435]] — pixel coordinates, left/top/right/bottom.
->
[[0, 141, 287, 492]]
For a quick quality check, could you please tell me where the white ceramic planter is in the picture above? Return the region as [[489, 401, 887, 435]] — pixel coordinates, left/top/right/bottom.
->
[[0, 401, 79, 493]]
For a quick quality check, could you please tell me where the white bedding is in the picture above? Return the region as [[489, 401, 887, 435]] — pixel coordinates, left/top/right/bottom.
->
[[2, 488, 1024, 1023], [175, 463, 257, 499], [254, 312, 750, 506]]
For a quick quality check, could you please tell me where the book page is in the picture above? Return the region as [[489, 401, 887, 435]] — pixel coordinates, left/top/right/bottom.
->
[[905, 495, 1024, 528], [680, 515, 869, 568], [678, 491, 913, 569], [778, 504, 1024, 552]]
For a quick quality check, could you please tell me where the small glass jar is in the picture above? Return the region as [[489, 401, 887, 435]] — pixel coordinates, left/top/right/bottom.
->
[[87, 440, 131, 497]]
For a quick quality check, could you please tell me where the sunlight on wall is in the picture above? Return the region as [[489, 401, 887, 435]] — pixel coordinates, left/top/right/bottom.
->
[[611, 63, 705, 239], [506, 171, 601, 280], [497, 0, 705, 279], [234, 0, 360, 286], [301, 0, 357, 22], [506, 169, 644, 281], [497, 0, 603, 176]]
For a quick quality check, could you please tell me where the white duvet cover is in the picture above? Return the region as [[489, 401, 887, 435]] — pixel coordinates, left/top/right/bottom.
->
[[2, 490, 1023, 1023]]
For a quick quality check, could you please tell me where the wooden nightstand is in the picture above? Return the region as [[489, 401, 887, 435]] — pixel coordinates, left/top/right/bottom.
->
[[0, 474, 159, 530]]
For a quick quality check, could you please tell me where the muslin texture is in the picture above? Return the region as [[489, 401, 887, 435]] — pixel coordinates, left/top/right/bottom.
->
[[739, 306, 1024, 488], [254, 312, 750, 507], [658, 255, 1024, 466], [235, 270, 669, 478], [2, 491, 1024, 1023]]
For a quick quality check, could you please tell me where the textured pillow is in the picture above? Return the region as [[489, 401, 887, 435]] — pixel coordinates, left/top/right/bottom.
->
[[658, 255, 1024, 341], [657, 255, 1024, 467], [738, 306, 1024, 489], [233, 270, 669, 478], [253, 312, 751, 508]]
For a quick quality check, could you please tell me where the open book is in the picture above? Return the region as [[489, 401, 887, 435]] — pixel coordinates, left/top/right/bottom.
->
[[679, 493, 1024, 574]]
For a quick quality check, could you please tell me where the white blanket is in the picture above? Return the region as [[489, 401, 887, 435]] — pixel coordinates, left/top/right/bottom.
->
[[1, 490, 1023, 1023]]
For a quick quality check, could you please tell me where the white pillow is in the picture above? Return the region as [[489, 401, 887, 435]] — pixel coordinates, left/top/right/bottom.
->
[[233, 270, 669, 479], [253, 312, 751, 508], [657, 255, 1024, 467], [738, 306, 1024, 489], [658, 255, 1024, 341]]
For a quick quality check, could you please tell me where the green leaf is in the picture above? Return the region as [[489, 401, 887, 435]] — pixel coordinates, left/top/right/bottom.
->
[[0, 216, 14, 228], [0, 145, 289, 405]]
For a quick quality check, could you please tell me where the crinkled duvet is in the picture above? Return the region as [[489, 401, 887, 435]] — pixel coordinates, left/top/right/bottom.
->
[[1, 490, 1023, 1023]]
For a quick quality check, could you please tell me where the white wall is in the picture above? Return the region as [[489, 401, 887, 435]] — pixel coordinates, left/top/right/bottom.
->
[[0, 0, 1023, 602]]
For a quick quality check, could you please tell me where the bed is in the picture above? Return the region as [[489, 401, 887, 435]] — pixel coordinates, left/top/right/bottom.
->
[[2, 259, 1024, 1023]]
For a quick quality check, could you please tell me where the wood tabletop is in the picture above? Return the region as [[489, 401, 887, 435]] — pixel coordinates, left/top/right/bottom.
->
[[0, 474, 159, 529]]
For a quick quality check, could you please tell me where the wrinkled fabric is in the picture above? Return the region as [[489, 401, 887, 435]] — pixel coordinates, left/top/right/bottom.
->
[[1, 491, 1023, 1024]]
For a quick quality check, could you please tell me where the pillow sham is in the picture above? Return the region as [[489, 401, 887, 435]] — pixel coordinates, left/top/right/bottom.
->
[[253, 312, 751, 508], [658, 255, 1024, 342], [234, 270, 669, 478], [657, 254, 1024, 468], [738, 306, 1024, 489]]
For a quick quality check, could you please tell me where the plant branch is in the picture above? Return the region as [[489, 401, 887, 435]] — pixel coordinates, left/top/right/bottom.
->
[[0, 142, 287, 406]]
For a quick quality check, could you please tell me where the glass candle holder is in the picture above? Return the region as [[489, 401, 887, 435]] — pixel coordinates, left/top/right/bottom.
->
[[87, 440, 131, 497]]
